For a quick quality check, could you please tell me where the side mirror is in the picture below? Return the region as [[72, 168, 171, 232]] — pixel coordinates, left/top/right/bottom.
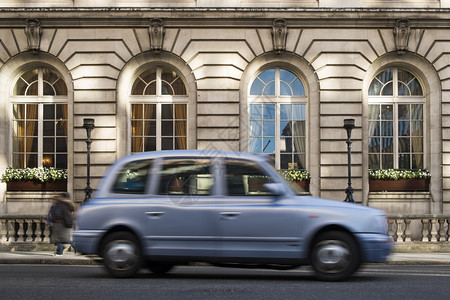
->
[[263, 183, 284, 197]]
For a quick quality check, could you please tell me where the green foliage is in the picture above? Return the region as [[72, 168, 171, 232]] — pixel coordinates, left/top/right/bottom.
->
[[279, 169, 310, 182], [1, 167, 67, 183], [369, 169, 430, 180]]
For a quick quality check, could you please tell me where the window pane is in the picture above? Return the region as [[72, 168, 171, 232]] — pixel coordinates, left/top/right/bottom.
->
[[411, 121, 423, 136], [381, 105, 393, 120], [27, 154, 38, 168], [381, 82, 393, 96], [381, 121, 393, 136], [131, 137, 143, 152], [411, 137, 423, 152], [43, 121, 54, 136], [162, 104, 173, 119], [161, 137, 173, 150], [161, 121, 173, 136], [250, 121, 262, 136], [280, 104, 291, 120], [368, 121, 379, 137], [398, 137, 410, 152], [224, 159, 274, 196], [144, 121, 156, 136], [280, 121, 291, 137], [369, 154, 380, 169], [43, 154, 53, 167], [44, 105, 55, 119], [250, 79, 265, 95], [249, 137, 262, 153], [56, 154, 67, 169], [398, 121, 410, 136], [291, 78, 305, 96], [369, 137, 380, 153], [259, 69, 275, 84], [280, 82, 291, 96], [412, 154, 423, 169], [293, 104, 305, 120], [398, 154, 410, 169], [113, 160, 153, 194], [158, 158, 213, 196], [368, 105, 380, 119], [382, 137, 393, 153], [263, 104, 275, 120], [382, 154, 394, 169], [263, 137, 275, 153], [249, 104, 261, 119], [263, 81, 275, 95], [43, 138, 54, 152], [161, 82, 173, 95], [293, 121, 305, 136], [43, 82, 55, 95], [294, 153, 306, 169], [144, 137, 156, 151], [263, 121, 275, 136]]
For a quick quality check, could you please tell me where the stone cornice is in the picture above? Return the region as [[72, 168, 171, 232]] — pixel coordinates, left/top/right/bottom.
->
[[0, 7, 450, 27]]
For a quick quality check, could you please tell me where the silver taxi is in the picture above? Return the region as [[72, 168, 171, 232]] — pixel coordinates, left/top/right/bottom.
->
[[73, 150, 392, 281]]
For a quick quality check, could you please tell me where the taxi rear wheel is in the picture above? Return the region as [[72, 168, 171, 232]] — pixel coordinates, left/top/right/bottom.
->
[[101, 231, 143, 278], [310, 231, 361, 281]]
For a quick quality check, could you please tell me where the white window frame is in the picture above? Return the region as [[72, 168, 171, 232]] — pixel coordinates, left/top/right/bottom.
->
[[10, 68, 68, 169], [129, 67, 188, 153], [368, 67, 426, 169], [248, 68, 308, 170]]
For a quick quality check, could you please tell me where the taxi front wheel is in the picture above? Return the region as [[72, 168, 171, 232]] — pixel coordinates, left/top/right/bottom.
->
[[310, 231, 361, 281]]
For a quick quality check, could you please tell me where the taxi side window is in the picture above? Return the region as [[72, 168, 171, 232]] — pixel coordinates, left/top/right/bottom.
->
[[224, 159, 274, 196], [112, 160, 153, 194], [158, 158, 213, 196]]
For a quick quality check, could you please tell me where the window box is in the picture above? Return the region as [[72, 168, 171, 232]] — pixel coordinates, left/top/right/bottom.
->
[[369, 178, 429, 192], [293, 180, 310, 192], [6, 179, 67, 191], [368, 169, 430, 192], [2, 167, 68, 191]]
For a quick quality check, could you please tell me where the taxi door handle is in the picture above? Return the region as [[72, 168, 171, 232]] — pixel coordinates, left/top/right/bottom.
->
[[220, 212, 241, 218]]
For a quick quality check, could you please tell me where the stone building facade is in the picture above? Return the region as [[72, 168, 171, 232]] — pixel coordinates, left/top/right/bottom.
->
[[1, 1, 450, 215]]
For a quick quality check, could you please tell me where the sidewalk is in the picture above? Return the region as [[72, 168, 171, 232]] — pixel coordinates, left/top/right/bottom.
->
[[0, 251, 450, 265]]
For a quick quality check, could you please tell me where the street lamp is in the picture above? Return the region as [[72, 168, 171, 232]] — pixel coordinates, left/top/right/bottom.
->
[[343, 118, 355, 203], [83, 118, 95, 203]]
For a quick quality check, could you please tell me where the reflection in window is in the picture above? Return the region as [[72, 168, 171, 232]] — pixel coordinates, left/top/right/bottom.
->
[[224, 159, 275, 196], [368, 67, 424, 169], [249, 68, 307, 170], [12, 68, 68, 169], [113, 160, 153, 194], [157, 158, 213, 197], [250, 68, 305, 96]]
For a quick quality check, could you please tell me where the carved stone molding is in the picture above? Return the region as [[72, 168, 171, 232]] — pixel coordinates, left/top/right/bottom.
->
[[393, 19, 410, 56], [271, 18, 287, 55], [149, 18, 165, 55], [25, 19, 42, 55]]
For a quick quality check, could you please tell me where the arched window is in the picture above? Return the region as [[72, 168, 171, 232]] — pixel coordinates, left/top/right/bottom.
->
[[11, 67, 68, 169], [368, 67, 425, 169], [248, 68, 307, 170], [130, 67, 188, 152]]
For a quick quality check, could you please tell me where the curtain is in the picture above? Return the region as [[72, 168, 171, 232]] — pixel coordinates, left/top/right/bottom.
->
[[131, 104, 143, 152], [175, 104, 187, 149], [25, 104, 38, 167]]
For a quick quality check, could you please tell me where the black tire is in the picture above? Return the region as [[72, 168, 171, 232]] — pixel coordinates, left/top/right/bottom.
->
[[147, 261, 174, 274], [101, 231, 143, 278], [310, 231, 361, 281]]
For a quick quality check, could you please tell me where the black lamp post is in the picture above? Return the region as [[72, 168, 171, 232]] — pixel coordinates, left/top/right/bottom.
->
[[83, 118, 95, 203], [343, 118, 355, 203]]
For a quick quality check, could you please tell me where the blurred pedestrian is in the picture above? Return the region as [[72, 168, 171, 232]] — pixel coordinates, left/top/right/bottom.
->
[[47, 192, 75, 256]]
